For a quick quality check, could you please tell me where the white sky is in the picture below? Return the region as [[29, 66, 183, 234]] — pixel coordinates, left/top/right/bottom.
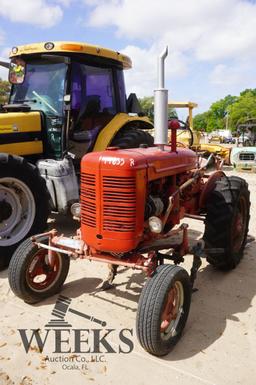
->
[[0, 0, 255, 112]]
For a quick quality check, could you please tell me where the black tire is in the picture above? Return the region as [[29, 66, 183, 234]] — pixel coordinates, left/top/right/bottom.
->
[[0, 154, 50, 270], [111, 127, 154, 149], [8, 237, 70, 303], [203, 176, 250, 270], [136, 264, 191, 356]]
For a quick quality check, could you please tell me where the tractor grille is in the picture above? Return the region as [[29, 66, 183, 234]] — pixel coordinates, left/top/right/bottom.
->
[[239, 153, 255, 161], [81, 173, 96, 228], [102, 176, 136, 232]]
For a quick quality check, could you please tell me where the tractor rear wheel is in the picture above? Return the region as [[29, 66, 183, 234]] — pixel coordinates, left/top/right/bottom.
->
[[203, 176, 250, 270], [111, 127, 154, 148], [136, 264, 191, 356], [0, 154, 50, 270], [8, 237, 70, 303]]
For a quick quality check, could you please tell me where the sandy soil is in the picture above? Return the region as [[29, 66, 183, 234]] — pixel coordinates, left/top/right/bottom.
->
[[0, 169, 255, 385]]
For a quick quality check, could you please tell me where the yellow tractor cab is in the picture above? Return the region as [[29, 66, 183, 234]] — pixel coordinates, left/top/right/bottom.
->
[[3, 41, 153, 159], [0, 41, 153, 268]]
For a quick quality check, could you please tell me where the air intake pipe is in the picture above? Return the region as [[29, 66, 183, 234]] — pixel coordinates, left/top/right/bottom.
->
[[154, 46, 168, 151]]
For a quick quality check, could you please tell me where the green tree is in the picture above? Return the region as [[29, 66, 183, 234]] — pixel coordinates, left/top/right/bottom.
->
[[193, 111, 210, 131], [0, 79, 10, 104], [207, 94, 238, 131], [192, 89, 256, 133], [139, 96, 154, 119], [229, 91, 256, 129], [139, 96, 177, 120], [239, 88, 256, 97]]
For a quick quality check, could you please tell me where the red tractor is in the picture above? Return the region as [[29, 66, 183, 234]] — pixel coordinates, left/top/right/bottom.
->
[[8, 48, 250, 356]]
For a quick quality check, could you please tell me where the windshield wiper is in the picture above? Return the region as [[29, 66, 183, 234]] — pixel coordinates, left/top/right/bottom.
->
[[13, 99, 37, 103]]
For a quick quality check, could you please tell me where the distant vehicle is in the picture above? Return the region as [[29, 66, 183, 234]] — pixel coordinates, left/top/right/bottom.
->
[[237, 119, 256, 146], [208, 129, 235, 144], [231, 146, 256, 172], [231, 119, 256, 172], [208, 131, 221, 143], [238, 133, 252, 146], [222, 135, 236, 144]]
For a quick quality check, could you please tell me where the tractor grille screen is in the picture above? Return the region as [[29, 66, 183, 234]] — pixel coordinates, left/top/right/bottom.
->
[[239, 153, 255, 161], [81, 173, 96, 227], [102, 176, 136, 232], [81, 172, 137, 232]]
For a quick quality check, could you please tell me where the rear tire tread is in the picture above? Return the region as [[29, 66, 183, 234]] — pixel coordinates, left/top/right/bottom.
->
[[203, 176, 250, 270]]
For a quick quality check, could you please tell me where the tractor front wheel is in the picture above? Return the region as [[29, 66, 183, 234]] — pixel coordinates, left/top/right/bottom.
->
[[203, 176, 250, 270], [8, 237, 70, 303], [136, 264, 191, 356]]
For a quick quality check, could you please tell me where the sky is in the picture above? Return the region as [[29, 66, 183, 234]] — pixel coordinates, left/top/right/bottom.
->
[[0, 0, 256, 115]]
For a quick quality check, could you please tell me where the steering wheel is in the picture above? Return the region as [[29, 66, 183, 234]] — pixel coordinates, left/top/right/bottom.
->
[[168, 118, 194, 148]]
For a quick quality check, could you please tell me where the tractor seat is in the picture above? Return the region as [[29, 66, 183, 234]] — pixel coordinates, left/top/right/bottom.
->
[[76, 95, 101, 122]]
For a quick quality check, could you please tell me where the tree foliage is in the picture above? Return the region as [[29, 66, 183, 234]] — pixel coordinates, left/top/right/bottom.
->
[[193, 111, 210, 131], [139, 96, 177, 121], [139, 96, 154, 119], [193, 89, 256, 132], [0, 78, 10, 104], [206, 95, 238, 132], [228, 90, 256, 129]]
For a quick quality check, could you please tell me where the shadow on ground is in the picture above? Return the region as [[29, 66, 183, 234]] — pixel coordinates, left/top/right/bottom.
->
[[1, 212, 255, 361], [164, 239, 256, 361]]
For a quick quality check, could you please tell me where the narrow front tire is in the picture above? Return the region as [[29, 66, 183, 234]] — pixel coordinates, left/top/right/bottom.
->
[[8, 237, 70, 304], [136, 264, 191, 356]]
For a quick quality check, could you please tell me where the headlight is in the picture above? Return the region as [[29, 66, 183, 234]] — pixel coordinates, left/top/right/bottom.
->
[[149, 216, 163, 233], [70, 203, 81, 218]]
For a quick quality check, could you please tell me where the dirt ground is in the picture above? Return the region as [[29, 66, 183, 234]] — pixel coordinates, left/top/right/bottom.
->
[[0, 168, 255, 385]]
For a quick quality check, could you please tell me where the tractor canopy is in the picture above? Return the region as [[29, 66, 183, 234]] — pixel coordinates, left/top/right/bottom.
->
[[9, 41, 132, 69]]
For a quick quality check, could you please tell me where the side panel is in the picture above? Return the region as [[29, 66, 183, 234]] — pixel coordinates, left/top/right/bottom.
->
[[0, 111, 43, 156], [92, 113, 153, 152], [0, 142, 43, 156]]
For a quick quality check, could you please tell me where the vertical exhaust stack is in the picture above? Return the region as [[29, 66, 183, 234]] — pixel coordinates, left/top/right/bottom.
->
[[154, 46, 169, 151]]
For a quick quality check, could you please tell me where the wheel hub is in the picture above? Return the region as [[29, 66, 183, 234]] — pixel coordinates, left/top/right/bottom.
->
[[0, 200, 13, 223], [160, 281, 184, 339], [161, 287, 177, 332], [0, 178, 36, 246], [0, 184, 22, 237], [26, 249, 61, 292]]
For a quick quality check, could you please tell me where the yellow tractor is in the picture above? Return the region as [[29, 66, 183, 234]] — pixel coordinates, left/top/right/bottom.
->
[[168, 101, 231, 164], [0, 41, 153, 268], [168, 101, 200, 146]]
